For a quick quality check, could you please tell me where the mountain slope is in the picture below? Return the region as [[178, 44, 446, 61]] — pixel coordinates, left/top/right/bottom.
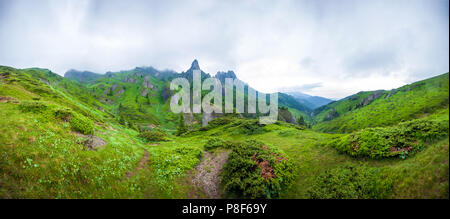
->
[[64, 69, 103, 84], [0, 65, 152, 198], [63, 60, 312, 128], [0, 65, 448, 199], [286, 91, 333, 109], [312, 73, 449, 133]]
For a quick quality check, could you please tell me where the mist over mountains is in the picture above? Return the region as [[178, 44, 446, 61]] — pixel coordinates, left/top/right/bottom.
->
[[283, 91, 333, 109]]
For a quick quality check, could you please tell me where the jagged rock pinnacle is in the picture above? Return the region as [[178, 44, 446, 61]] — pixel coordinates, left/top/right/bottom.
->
[[190, 59, 200, 70]]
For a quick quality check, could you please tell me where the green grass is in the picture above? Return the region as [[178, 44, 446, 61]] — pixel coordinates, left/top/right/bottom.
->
[[327, 109, 449, 159], [313, 73, 449, 133], [0, 65, 448, 199]]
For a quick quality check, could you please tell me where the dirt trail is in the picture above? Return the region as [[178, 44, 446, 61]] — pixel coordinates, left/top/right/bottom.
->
[[191, 150, 230, 199], [125, 149, 150, 178]]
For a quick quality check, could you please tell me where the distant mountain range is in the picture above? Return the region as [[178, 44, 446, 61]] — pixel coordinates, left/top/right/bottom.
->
[[284, 91, 333, 109], [62, 60, 449, 132], [0, 61, 448, 199], [64, 60, 313, 127]]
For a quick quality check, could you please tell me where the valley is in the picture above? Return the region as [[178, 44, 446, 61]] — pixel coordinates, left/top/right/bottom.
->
[[0, 62, 448, 199]]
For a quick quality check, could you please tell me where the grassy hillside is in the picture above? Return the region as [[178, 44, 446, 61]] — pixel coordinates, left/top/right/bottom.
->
[[312, 73, 449, 133], [84, 70, 178, 131], [0, 65, 448, 199], [64, 63, 312, 130]]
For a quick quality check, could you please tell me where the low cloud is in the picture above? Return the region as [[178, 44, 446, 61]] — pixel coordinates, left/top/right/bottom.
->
[[0, 0, 448, 99], [279, 83, 323, 93]]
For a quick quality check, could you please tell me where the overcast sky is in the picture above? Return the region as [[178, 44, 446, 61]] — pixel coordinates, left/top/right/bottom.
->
[[0, 0, 448, 99]]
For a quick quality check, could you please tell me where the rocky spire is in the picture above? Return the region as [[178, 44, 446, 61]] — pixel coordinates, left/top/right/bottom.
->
[[180, 59, 210, 81], [190, 59, 200, 71], [215, 70, 237, 84]]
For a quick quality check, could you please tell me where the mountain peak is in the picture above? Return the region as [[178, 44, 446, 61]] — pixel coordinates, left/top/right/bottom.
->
[[190, 59, 200, 70], [180, 59, 211, 80], [215, 70, 237, 83]]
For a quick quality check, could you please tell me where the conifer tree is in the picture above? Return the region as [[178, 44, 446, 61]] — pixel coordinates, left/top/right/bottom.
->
[[297, 115, 306, 126], [176, 113, 187, 136]]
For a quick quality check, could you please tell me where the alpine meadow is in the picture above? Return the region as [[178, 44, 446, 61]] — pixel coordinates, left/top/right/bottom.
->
[[0, 0, 449, 200]]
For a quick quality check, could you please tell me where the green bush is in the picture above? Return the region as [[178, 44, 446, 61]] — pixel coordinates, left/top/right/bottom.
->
[[54, 108, 72, 122], [307, 164, 392, 199], [221, 139, 295, 198], [203, 137, 231, 151], [328, 117, 449, 159], [69, 112, 94, 135], [138, 130, 168, 142], [152, 146, 203, 183], [199, 116, 236, 131], [18, 100, 47, 113], [235, 120, 266, 135]]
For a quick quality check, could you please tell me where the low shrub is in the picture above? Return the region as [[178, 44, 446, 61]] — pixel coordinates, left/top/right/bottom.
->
[[307, 164, 392, 199], [138, 130, 168, 142], [221, 139, 295, 198], [152, 146, 203, 184], [199, 116, 236, 131], [203, 137, 232, 151], [277, 129, 297, 137], [69, 112, 94, 135], [230, 120, 266, 135], [240, 120, 265, 135], [54, 108, 72, 122], [18, 100, 47, 113], [328, 117, 449, 159]]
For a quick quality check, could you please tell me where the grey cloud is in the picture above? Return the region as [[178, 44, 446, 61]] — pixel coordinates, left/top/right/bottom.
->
[[300, 57, 314, 69], [279, 83, 323, 93], [0, 0, 448, 99], [345, 47, 400, 76]]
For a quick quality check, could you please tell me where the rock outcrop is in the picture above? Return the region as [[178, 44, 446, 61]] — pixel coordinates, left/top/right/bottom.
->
[[278, 107, 296, 124], [323, 108, 339, 121], [202, 111, 222, 126], [215, 70, 237, 84], [355, 90, 384, 109], [161, 85, 172, 102]]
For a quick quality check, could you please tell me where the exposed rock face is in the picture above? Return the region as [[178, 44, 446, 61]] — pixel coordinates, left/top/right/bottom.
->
[[161, 85, 172, 102], [215, 70, 237, 84], [142, 81, 154, 89], [355, 90, 384, 109], [202, 112, 222, 126], [278, 107, 296, 124], [140, 89, 149, 97], [323, 108, 339, 121], [123, 76, 139, 83], [385, 89, 398, 99]]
